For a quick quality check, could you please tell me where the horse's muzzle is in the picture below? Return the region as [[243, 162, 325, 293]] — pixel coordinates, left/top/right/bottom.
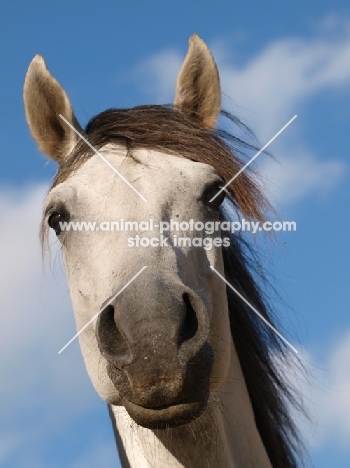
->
[[96, 283, 214, 427]]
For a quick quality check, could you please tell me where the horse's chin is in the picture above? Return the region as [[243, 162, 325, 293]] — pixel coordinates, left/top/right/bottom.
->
[[122, 385, 209, 429]]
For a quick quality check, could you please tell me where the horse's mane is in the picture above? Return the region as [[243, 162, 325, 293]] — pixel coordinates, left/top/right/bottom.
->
[[44, 105, 305, 467]]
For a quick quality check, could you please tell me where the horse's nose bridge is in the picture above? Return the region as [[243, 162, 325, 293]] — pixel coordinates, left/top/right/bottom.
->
[[113, 278, 186, 343]]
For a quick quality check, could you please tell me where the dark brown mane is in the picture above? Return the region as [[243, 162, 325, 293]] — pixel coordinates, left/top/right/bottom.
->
[[45, 105, 304, 467], [51, 105, 268, 219]]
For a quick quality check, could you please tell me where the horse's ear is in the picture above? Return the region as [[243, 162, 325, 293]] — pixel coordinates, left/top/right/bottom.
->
[[174, 34, 221, 129], [23, 55, 82, 163]]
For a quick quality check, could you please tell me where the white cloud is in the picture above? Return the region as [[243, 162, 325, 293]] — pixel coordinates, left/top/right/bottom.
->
[[130, 22, 350, 135], [130, 19, 349, 205], [258, 147, 345, 206], [218, 33, 350, 137], [311, 332, 350, 448], [272, 332, 350, 455], [131, 49, 183, 103]]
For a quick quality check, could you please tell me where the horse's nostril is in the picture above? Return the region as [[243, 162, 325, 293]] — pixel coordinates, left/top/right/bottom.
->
[[179, 293, 199, 346], [96, 304, 130, 364]]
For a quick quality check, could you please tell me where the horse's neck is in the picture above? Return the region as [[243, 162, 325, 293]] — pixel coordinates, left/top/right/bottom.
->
[[110, 340, 271, 468]]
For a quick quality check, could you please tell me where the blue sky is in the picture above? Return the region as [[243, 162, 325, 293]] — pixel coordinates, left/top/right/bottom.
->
[[1, 1, 350, 466]]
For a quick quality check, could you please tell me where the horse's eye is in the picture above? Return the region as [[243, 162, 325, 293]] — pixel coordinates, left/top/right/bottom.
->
[[48, 213, 65, 234], [203, 183, 226, 207]]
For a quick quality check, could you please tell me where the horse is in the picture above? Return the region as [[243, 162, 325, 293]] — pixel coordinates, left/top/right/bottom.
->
[[23, 34, 304, 467]]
